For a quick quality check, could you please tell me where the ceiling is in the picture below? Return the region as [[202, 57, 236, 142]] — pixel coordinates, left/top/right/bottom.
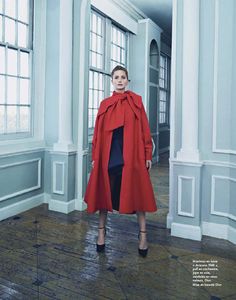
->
[[128, 0, 172, 37]]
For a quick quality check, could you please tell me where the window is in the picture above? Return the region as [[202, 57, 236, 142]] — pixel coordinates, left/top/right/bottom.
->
[[89, 11, 105, 131], [159, 54, 170, 126], [0, 0, 33, 138], [110, 25, 127, 93], [110, 25, 126, 70], [89, 8, 128, 132]]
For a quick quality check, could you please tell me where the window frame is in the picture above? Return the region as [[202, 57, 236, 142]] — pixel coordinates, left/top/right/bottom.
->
[[89, 7, 129, 137], [0, 0, 46, 154], [159, 52, 170, 128], [0, 0, 34, 140]]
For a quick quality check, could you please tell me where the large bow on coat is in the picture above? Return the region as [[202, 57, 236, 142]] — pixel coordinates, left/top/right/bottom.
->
[[97, 90, 142, 131]]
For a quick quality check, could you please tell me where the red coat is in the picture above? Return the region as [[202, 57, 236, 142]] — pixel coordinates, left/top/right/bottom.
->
[[84, 90, 158, 214]]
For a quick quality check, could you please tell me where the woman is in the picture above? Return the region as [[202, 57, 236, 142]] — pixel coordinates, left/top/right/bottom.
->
[[84, 65, 158, 257]]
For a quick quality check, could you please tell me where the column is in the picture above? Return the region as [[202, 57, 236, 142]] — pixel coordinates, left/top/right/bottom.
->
[[53, 0, 75, 152], [176, 0, 200, 162]]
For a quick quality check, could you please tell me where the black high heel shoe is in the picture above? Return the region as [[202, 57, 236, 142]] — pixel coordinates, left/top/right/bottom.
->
[[138, 230, 148, 257], [96, 226, 106, 252]]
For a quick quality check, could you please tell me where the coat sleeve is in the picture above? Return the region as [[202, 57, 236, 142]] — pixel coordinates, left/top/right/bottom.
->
[[140, 102, 153, 161]]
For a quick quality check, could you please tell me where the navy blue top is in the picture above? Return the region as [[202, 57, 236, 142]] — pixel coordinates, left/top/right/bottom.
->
[[108, 126, 124, 173]]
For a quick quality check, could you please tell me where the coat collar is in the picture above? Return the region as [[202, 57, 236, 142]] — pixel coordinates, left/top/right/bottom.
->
[[97, 90, 142, 118]]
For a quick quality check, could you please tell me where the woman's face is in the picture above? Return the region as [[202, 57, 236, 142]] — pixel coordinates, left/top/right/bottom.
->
[[111, 70, 128, 93]]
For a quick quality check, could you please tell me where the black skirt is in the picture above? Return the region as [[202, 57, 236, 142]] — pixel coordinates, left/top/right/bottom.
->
[[108, 126, 124, 210]]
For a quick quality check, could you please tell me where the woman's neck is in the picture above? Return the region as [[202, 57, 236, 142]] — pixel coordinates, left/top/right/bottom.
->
[[114, 89, 126, 94]]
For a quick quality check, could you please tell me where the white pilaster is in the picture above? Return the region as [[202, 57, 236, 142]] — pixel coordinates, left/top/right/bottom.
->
[[53, 0, 75, 152], [176, 0, 200, 162], [167, 0, 178, 228]]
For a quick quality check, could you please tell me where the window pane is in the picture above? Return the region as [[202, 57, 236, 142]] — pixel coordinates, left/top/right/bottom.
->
[[0, 106, 4, 133], [91, 32, 96, 52], [7, 48, 18, 75], [0, 0, 3, 13], [20, 78, 29, 104], [117, 47, 121, 61], [18, 23, 27, 48], [121, 34, 125, 48], [97, 16, 102, 35], [99, 73, 103, 90], [20, 51, 29, 77], [19, 106, 29, 131], [0, 16, 3, 42], [94, 72, 98, 89], [92, 13, 96, 32], [94, 90, 98, 107], [88, 109, 93, 128], [111, 44, 115, 60], [121, 49, 125, 64], [117, 31, 121, 44], [5, 17, 16, 45], [112, 27, 116, 43], [91, 52, 96, 67], [97, 36, 102, 54], [160, 101, 163, 112], [89, 89, 93, 108], [18, 0, 29, 23], [97, 54, 102, 69], [7, 77, 17, 104], [89, 70, 93, 88], [5, 0, 16, 19], [0, 46, 5, 73], [0, 75, 5, 103], [6, 106, 17, 132]]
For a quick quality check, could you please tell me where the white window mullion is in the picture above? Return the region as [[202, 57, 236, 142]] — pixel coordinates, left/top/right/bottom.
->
[[16, 48, 20, 131]]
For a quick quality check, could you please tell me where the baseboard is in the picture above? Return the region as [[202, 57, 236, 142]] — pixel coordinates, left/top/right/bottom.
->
[[48, 198, 76, 214], [159, 147, 170, 154], [202, 221, 236, 245], [75, 197, 87, 211], [171, 222, 202, 241], [44, 192, 50, 204], [166, 212, 173, 229], [0, 193, 44, 221]]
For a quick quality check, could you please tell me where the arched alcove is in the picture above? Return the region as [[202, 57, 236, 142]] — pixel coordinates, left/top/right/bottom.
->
[[150, 39, 159, 68], [148, 39, 160, 164]]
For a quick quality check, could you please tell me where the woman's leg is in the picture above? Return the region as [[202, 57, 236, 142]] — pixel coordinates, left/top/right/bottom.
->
[[136, 211, 148, 249], [97, 209, 108, 245]]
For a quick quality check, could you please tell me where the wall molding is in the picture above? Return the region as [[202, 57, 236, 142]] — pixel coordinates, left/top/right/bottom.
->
[[170, 159, 203, 167], [202, 221, 236, 245], [204, 160, 236, 169], [212, 0, 236, 155], [177, 175, 195, 217], [171, 158, 236, 169], [52, 161, 65, 195], [211, 175, 236, 221], [0, 158, 41, 202]]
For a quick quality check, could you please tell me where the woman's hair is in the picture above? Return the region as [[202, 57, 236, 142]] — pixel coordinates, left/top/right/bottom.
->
[[111, 65, 129, 80]]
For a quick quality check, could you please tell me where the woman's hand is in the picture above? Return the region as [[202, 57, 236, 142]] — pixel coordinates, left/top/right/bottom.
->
[[146, 160, 152, 171], [91, 160, 95, 168]]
